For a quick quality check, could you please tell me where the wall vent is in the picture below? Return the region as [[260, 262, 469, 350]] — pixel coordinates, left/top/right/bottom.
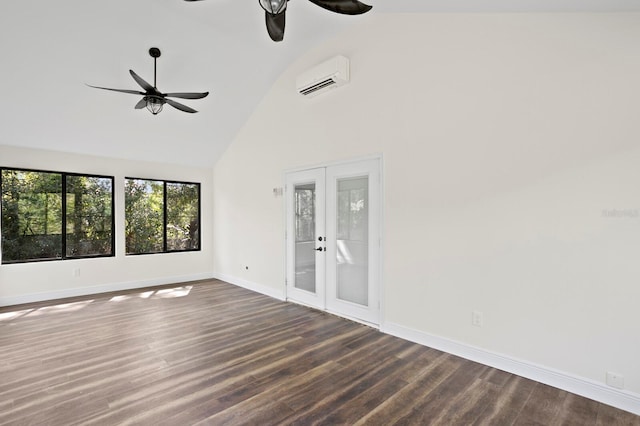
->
[[296, 55, 349, 98]]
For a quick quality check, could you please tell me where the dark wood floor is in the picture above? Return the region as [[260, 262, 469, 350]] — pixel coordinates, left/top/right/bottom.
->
[[0, 279, 638, 425]]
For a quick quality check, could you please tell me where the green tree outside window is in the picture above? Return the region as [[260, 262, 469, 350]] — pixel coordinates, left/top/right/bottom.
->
[[125, 178, 200, 255]]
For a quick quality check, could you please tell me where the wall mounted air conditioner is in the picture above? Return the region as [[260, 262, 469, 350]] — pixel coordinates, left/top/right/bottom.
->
[[296, 55, 350, 98]]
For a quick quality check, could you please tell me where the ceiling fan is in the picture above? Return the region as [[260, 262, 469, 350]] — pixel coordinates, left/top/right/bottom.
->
[[87, 47, 209, 115], [184, 0, 373, 42]]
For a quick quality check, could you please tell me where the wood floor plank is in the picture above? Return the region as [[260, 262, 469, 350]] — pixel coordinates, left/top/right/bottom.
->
[[597, 402, 640, 426], [393, 358, 489, 424], [552, 393, 600, 426], [514, 382, 570, 425], [0, 279, 638, 426], [475, 374, 537, 425], [280, 349, 414, 424], [354, 353, 464, 425]]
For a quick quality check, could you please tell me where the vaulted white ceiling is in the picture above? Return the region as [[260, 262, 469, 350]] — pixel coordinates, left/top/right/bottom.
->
[[1, 0, 638, 167]]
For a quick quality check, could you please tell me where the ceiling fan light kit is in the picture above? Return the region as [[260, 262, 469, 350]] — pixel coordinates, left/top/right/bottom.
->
[[87, 47, 209, 115], [145, 97, 164, 115]]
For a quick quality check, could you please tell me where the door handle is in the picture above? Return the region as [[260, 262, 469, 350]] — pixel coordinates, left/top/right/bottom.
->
[[315, 247, 325, 252]]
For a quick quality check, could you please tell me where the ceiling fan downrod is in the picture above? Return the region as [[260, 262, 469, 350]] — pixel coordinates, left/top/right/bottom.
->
[[149, 47, 161, 89]]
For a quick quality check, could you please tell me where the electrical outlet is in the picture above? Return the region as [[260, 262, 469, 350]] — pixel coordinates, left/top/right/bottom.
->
[[606, 372, 624, 389], [472, 311, 483, 327], [72, 268, 81, 278]]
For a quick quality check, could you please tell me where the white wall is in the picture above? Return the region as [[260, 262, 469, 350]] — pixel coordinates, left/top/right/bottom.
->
[[212, 13, 640, 410], [0, 145, 214, 305]]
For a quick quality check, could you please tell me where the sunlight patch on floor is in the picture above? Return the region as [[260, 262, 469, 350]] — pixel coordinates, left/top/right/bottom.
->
[[1, 284, 194, 322], [109, 286, 193, 302], [24, 300, 94, 317], [154, 286, 192, 298], [0, 309, 34, 321]]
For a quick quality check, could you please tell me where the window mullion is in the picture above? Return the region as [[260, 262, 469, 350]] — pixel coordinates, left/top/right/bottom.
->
[[61, 173, 67, 260], [163, 181, 168, 252]]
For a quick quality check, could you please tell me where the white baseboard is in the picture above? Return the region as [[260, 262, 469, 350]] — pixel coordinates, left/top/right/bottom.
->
[[213, 272, 286, 301], [382, 321, 640, 416], [0, 273, 214, 307]]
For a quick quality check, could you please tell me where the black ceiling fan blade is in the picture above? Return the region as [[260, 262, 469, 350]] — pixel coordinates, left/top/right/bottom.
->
[[129, 70, 159, 94], [307, 0, 372, 15], [86, 84, 145, 96], [134, 98, 147, 109], [265, 10, 286, 42], [163, 92, 209, 100], [165, 98, 198, 113]]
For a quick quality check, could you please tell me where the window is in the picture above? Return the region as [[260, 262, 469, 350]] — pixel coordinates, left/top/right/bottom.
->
[[1, 168, 114, 264], [125, 178, 200, 255], [65, 174, 114, 257], [166, 182, 200, 251]]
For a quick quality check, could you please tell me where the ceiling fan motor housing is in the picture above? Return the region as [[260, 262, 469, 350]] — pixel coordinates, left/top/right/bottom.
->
[[260, 0, 287, 14]]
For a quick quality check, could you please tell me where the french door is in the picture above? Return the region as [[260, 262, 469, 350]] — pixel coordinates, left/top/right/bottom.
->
[[285, 159, 380, 325]]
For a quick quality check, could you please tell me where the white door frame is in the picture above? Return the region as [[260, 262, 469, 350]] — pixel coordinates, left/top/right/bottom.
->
[[284, 156, 383, 327]]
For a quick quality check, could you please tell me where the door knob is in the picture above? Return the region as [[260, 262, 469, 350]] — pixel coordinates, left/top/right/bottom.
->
[[315, 247, 324, 251]]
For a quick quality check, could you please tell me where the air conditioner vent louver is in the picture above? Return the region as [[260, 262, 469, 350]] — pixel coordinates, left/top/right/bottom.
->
[[299, 78, 337, 96], [296, 55, 349, 98]]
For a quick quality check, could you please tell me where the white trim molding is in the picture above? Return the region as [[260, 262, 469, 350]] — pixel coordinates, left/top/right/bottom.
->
[[0, 273, 214, 307], [381, 321, 640, 416], [213, 272, 286, 301]]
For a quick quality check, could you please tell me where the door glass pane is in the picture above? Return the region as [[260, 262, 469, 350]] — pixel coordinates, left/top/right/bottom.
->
[[294, 183, 316, 293], [336, 176, 368, 306]]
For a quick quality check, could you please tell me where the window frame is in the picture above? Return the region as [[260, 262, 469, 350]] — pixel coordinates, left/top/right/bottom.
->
[[0, 166, 115, 264], [124, 177, 201, 256]]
